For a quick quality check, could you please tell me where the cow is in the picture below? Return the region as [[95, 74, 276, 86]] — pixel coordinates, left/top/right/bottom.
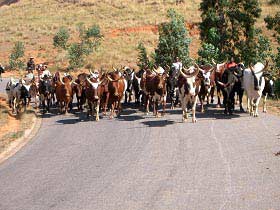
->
[[141, 67, 167, 117], [166, 65, 179, 110], [243, 61, 268, 117], [99, 72, 110, 115], [132, 69, 145, 105], [232, 63, 245, 112], [9, 79, 29, 114], [197, 65, 215, 112], [107, 70, 126, 119], [262, 73, 275, 113], [38, 76, 53, 113], [73, 73, 88, 111], [0, 64, 4, 81], [178, 65, 200, 123], [216, 66, 243, 115], [84, 75, 103, 121], [212, 59, 227, 107], [55, 73, 73, 114], [6, 77, 18, 108], [123, 67, 135, 104]]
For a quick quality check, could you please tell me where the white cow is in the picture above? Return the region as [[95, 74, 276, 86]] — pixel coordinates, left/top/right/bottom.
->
[[178, 65, 200, 123], [6, 77, 18, 108], [243, 61, 268, 117]]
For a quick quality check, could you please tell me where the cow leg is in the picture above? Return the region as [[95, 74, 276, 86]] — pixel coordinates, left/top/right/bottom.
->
[[263, 93, 268, 113], [181, 97, 187, 122], [199, 95, 204, 113], [192, 96, 198, 123], [254, 97, 261, 117], [216, 88, 221, 108], [110, 103, 114, 119], [238, 89, 245, 112], [95, 101, 100, 121], [162, 95, 166, 116], [145, 95, 150, 115]]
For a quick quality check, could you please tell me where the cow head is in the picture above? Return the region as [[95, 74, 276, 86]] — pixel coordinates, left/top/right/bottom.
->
[[107, 71, 122, 97], [249, 61, 269, 91], [263, 73, 275, 98], [86, 76, 102, 100], [40, 79, 52, 96], [178, 65, 200, 96]]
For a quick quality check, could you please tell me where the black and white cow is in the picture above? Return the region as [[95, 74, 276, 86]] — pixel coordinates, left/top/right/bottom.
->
[[123, 67, 135, 104], [262, 73, 275, 113]]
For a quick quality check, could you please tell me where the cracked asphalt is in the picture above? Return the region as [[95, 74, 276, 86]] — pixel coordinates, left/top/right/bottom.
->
[[0, 78, 279, 210]]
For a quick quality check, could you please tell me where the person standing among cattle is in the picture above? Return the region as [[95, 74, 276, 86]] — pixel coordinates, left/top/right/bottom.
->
[[0, 63, 5, 81], [226, 57, 237, 70], [26, 57, 35, 72], [171, 57, 182, 76], [40, 65, 52, 79]]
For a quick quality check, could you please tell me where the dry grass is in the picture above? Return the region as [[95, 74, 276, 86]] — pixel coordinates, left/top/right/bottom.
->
[[0, 0, 278, 68], [0, 95, 37, 154]]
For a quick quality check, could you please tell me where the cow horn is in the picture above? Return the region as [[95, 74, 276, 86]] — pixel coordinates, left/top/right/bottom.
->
[[249, 64, 255, 73], [59, 76, 65, 85], [107, 75, 115, 82], [98, 79, 104, 85], [217, 81, 226, 87], [180, 67, 199, 78], [194, 63, 205, 73], [263, 60, 269, 71], [86, 77, 94, 86], [212, 59, 217, 65], [113, 67, 117, 72], [89, 69, 94, 75], [152, 68, 158, 75]]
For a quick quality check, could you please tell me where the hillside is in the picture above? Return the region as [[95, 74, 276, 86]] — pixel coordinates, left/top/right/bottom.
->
[[0, 0, 278, 69]]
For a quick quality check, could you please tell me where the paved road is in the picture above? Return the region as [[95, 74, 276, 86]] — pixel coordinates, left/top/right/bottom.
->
[[0, 78, 280, 210]]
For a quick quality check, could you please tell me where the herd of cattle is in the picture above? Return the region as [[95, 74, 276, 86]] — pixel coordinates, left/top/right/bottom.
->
[[4, 60, 275, 122]]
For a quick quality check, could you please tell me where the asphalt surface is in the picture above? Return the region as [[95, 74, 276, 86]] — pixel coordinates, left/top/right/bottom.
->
[[0, 77, 280, 210]]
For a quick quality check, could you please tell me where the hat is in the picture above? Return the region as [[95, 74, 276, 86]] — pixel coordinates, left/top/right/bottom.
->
[[30, 57, 34, 59]]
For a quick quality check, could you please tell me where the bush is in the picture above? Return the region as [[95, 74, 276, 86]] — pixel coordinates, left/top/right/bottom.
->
[[9, 41, 25, 70], [68, 43, 85, 69], [53, 27, 70, 49]]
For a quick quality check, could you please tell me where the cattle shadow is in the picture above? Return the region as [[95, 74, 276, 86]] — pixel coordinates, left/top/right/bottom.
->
[[117, 114, 145, 121], [142, 119, 175, 127]]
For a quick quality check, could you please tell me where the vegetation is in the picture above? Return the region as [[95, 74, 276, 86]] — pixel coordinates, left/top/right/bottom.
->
[[137, 42, 152, 70], [199, 0, 272, 65], [265, 12, 280, 96], [154, 9, 191, 67], [53, 24, 103, 69], [53, 27, 69, 50], [9, 41, 25, 70]]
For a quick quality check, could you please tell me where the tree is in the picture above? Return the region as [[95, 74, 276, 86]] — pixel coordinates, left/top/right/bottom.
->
[[154, 9, 191, 68], [53, 27, 70, 50], [137, 42, 151, 69], [198, 43, 219, 65], [53, 23, 103, 70], [199, 0, 229, 62], [9, 41, 25, 70], [265, 12, 280, 96], [199, 0, 270, 65]]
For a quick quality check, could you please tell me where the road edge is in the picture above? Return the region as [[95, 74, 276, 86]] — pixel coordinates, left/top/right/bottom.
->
[[0, 112, 42, 165]]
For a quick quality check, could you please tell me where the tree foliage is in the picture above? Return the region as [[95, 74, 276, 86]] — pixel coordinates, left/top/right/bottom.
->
[[53, 23, 103, 70], [199, 0, 271, 65], [9, 41, 25, 70], [53, 27, 70, 50], [154, 9, 191, 68], [137, 42, 152, 70]]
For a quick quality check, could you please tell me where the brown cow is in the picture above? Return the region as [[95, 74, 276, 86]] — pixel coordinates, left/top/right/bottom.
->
[[55, 73, 73, 114], [107, 70, 126, 119], [99, 73, 110, 115], [141, 67, 167, 117], [84, 75, 103, 121], [72, 73, 88, 111], [212, 59, 227, 107]]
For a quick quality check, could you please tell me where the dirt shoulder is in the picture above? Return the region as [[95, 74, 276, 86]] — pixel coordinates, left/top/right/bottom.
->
[[0, 94, 41, 164]]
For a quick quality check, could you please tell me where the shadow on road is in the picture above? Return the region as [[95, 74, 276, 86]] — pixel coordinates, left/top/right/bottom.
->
[[142, 119, 175, 127]]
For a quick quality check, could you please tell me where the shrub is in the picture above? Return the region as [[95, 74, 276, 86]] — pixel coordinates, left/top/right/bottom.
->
[[9, 41, 25, 70]]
